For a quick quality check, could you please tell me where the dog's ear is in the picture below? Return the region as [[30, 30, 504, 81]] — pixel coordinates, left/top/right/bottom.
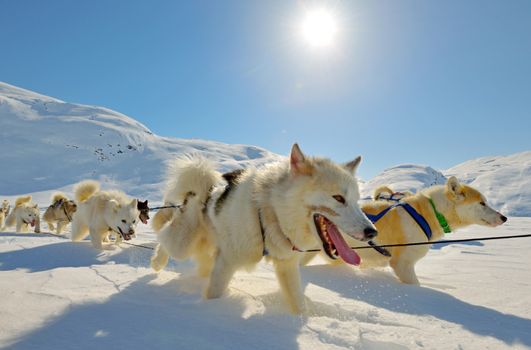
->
[[344, 156, 361, 174], [130, 198, 138, 209], [290, 143, 313, 176], [446, 176, 464, 200], [109, 199, 120, 212], [33, 204, 38, 209]]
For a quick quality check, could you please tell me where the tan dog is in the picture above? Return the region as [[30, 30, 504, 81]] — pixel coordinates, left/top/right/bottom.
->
[[42, 192, 77, 234], [349, 177, 507, 284], [4, 196, 41, 233]]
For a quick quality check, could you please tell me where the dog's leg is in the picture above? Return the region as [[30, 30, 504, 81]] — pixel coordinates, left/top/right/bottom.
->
[[150, 244, 170, 272], [71, 220, 89, 242], [273, 257, 306, 314], [47, 221, 55, 232], [16, 220, 23, 233], [390, 257, 420, 285], [299, 252, 318, 266], [56, 221, 66, 234], [34, 217, 41, 233], [205, 250, 236, 299], [88, 228, 107, 250], [195, 237, 214, 278]]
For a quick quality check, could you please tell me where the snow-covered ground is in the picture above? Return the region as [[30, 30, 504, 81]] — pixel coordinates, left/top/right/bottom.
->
[[1, 82, 531, 349], [1, 218, 530, 350]]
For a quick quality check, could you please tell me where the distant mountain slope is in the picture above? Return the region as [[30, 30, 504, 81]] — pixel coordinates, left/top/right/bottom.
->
[[0, 82, 279, 199], [360, 164, 447, 199], [445, 151, 531, 216]]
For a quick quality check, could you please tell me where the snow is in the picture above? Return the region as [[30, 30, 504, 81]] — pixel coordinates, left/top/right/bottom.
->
[[1, 219, 530, 349], [1, 82, 531, 349], [445, 152, 531, 217]]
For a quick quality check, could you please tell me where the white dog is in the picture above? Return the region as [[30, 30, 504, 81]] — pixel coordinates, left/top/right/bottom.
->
[[70, 180, 139, 250], [4, 196, 41, 233], [0, 200, 10, 230], [151, 144, 377, 314]]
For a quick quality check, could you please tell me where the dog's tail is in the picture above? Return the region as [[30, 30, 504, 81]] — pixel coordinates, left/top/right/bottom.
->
[[373, 185, 394, 200], [152, 156, 220, 232], [51, 192, 68, 204], [15, 195, 32, 207], [151, 156, 220, 271], [74, 180, 100, 203]]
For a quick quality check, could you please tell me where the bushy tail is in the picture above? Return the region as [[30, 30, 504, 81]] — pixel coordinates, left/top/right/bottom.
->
[[74, 180, 100, 203], [151, 156, 220, 271], [51, 192, 68, 204], [373, 185, 394, 200], [15, 195, 32, 207], [153, 156, 220, 231]]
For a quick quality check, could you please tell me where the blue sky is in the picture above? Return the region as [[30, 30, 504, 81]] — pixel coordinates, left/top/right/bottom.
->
[[1, 0, 530, 179]]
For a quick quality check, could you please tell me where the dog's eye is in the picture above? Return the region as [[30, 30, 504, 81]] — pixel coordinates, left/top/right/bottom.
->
[[133, 220, 136, 224], [480, 202, 486, 206], [333, 195, 346, 204], [121, 219, 126, 223]]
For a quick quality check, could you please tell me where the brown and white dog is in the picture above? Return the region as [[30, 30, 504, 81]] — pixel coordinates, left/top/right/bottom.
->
[[344, 177, 507, 285], [137, 199, 150, 224], [42, 192, 77, 234]]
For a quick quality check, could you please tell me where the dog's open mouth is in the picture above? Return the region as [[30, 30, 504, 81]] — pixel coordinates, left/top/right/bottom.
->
[[117, 227, 133, 241], [313, 214, 361, 266]]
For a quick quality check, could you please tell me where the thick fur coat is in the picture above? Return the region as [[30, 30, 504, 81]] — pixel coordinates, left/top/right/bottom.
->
[[4, 196, 41, 233], [70, 180, 139, 250], [151, 144, 377, 314]]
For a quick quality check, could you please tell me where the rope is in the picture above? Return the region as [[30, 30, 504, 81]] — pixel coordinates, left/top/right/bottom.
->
[[39, 230, 531, 253], [302, 233, 531, 253], [148, 205, 182, 211]]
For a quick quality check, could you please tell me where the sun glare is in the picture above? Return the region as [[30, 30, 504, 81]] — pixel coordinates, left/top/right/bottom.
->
[[301, 8, 338, 48]]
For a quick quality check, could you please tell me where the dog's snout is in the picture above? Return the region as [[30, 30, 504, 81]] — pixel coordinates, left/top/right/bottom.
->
[[128, 229, 135, 235], [364, 227, 378, 239], [500, 215, 507, 223]]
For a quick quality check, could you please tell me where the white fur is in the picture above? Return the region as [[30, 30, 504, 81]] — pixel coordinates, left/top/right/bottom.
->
[[4, 196, 41, 233], [70, 180, 139, 250], [151, 145, 376, 314]]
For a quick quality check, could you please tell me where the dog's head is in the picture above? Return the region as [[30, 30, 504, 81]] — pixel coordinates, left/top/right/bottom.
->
[[20, 204, 40, 227], [63, 200, 78, 217], [106, 198, 140, 241], [137, 199, 150, 224], [445, 176, 507, 227], [283, 144, 377, 265]]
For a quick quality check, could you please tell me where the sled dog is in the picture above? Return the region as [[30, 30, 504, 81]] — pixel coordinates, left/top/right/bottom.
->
[[70, 180, 139, 250], [137, 199, 150, 224], [42, 192, 77, 234], [0, 200, 10, 230], [150, 144, 377, 314], [4, 196, 41, 233], [337, 178, 506, 285]]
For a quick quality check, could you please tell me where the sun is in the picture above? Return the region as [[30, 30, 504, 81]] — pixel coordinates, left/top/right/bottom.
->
[[301, 8, 338, 48]]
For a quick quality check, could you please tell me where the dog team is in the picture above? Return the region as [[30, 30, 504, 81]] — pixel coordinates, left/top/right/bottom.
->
[[0, 144, 507, 313]]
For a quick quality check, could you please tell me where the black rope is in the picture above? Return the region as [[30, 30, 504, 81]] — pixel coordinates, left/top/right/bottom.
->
[[148, 205, 182, 211], [302, 233, 531, 253]]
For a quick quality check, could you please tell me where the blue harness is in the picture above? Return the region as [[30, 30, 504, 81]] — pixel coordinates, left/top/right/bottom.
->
[[364, 202, 433, 241]]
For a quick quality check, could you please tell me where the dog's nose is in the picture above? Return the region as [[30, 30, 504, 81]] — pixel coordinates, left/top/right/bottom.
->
[[128, 229, 135, 235], [363, 227, 378, 239], [500, 215, 507, 223]]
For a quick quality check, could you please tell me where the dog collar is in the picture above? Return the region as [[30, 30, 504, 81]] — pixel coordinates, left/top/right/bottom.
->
[[428, 198, 452, 234]]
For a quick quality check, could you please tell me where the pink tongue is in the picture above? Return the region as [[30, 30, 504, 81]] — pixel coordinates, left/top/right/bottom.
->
[[30, 221, 35, 227], [326, 222, 361, 266]]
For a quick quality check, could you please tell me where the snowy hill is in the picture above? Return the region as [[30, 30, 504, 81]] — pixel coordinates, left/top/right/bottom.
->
[[360, 164, 447, 199], [445, 152, 531, 217], [0, 82, 279, 200]]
